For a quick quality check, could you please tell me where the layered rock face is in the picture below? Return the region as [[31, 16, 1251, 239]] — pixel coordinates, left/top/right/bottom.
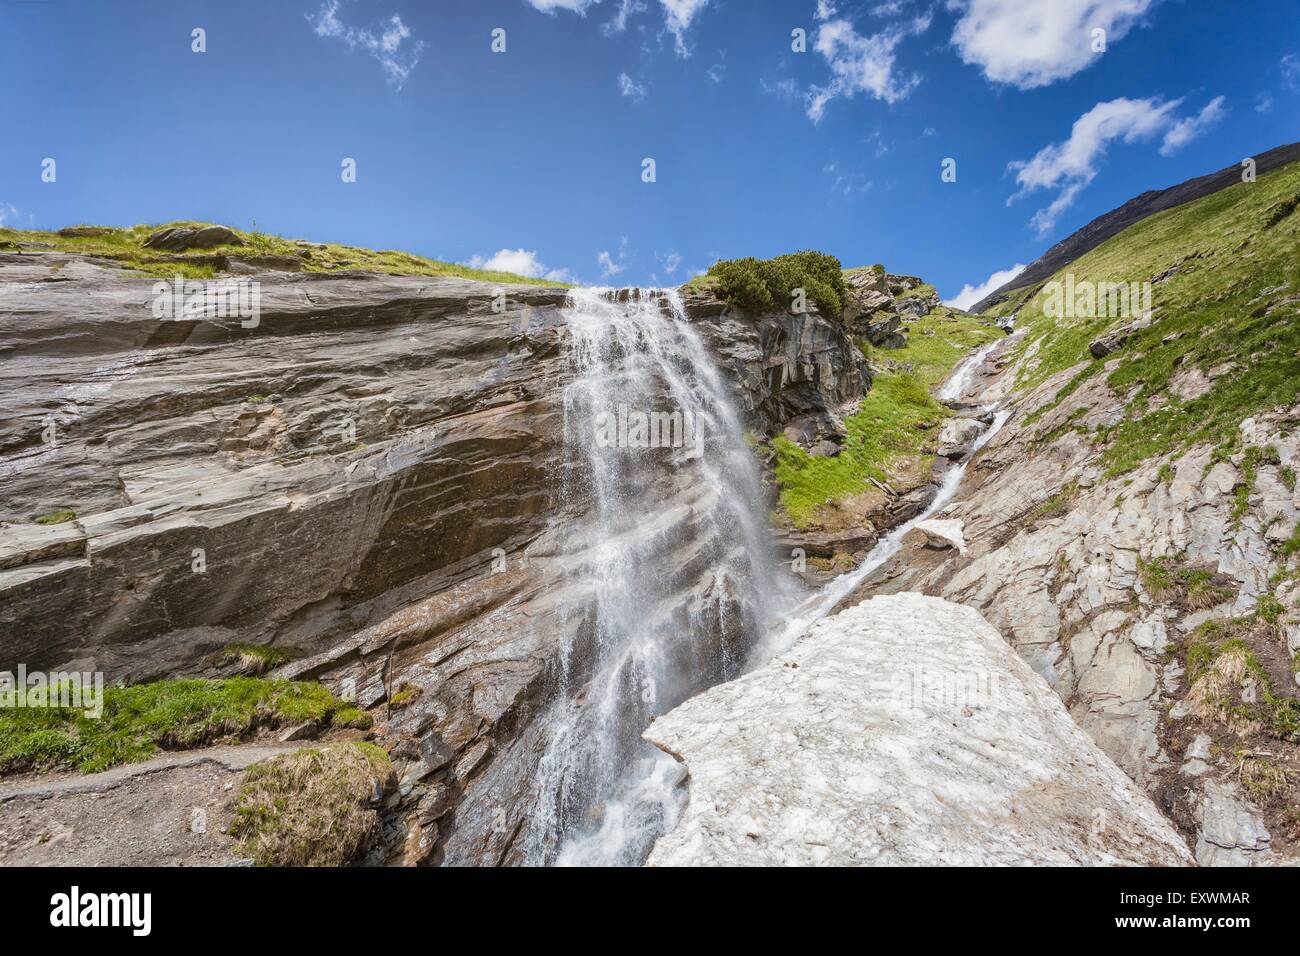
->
[[0, 252, 867, 865], [644, 593, 1192, 866]]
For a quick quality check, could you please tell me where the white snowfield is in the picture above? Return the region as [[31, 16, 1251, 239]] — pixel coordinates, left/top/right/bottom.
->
[[644, 593, 1194, 866]]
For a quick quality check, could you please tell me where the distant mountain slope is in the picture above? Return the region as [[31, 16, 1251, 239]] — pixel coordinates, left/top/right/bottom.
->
[[972, 140, 1300, 314]]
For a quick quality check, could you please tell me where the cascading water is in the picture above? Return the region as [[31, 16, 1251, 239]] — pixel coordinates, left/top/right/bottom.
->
[[524, 287, 788, 866]]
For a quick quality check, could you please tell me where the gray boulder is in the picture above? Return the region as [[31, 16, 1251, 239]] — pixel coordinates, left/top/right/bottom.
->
[[143, 224, 246, 251]]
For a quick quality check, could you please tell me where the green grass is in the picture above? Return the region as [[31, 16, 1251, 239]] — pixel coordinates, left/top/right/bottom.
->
[[33, 509, 76, 525], [986, 161, 1300, 478], [0, 220, 569, 285], [692, 250, 846, 319], [772, 372, 942, 526], [1184, 616, 1300, 742], [1138, 553, 1237, 608], [882, 306, 1003, 386], [0, 677, 362, 775], [218, 643, 292, 675]]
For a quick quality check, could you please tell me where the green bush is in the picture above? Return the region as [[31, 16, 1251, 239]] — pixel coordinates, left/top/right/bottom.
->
[[706, 250, 846, 319]]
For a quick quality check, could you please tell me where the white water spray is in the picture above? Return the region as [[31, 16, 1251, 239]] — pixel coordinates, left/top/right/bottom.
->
[[526, 288, 788, 866]]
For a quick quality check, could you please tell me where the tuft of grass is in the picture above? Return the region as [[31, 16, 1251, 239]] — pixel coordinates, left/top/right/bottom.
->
[[771, 372, 941, 526], [1157, 462, 1176, 483], [1282, 465, 1297, 491], [230, 742, 395, 866], [1138, 554, 1235, 608], [389, 683, 422, 711], [1026, 481, 1080, 523], [1183, 615, 1300, 742], [0, 677, 353, 776], [33, 509, 76, 525], [218, 643, 292, 676], [1280, 523, 1300, 557], [698, 250, 846, 319]]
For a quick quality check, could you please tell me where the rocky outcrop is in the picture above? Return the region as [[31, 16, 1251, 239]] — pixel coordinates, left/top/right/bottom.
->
[[644, 594, 1193, 866], [143, 224, 245, 251], [1088, 315, 1151, 358], [0, 251, 871, 866], [678, 285, 868, 444]]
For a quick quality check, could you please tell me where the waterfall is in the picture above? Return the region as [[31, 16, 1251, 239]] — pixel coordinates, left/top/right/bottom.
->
[[523, 287, 787, 866]]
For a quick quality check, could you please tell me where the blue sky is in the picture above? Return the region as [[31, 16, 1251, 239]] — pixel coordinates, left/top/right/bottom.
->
[[1, 0, 1297, 302]]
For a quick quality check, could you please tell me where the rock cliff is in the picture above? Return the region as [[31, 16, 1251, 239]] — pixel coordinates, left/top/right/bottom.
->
[[0, 250, 867, 865]]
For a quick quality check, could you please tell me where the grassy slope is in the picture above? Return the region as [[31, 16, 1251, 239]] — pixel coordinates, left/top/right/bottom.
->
[[0, 677, 370, 775], [987, 160, 1300, 476], [774, 372, 941, 526], [872, 305, 1003, 387], [775, 301, 1001, 528], [0, 220, 569, 285]]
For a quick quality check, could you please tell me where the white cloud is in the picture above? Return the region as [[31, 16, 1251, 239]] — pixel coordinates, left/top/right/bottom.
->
[[618, 71, 647, 100], [0, 203, 19, 227], [307, 0, 425, 90], [598, 237, 631, 277], [468, 248, 572, 283], [660, 251, 683, 274], [806, 10, 931, 121], [707, 61, 726, 82], [1007, 95, 1223, 236], [945, 263, 1027, 310], [1255, 93, 1274, 114], [761, 76, 801, 101], [1283, 53, 1300, 92], [1158, 95, 1227, 156], [526, 0, 600, 12], [948, 0, 1153, 90], [660, 0, 710, 56], [525, 0, 707, 56], [597, 250, 625, 277], [602, 0, 646, 34]]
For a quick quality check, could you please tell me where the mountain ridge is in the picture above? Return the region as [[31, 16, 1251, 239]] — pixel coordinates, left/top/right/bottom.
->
[[971, 140, 1300, 314]]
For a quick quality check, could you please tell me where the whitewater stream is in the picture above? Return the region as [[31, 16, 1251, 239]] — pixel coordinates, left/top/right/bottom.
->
[[528, 291, 1011, 865]]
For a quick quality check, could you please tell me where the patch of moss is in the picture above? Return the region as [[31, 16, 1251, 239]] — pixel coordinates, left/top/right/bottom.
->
[[388, 683, 422, 711], [33, 509, 76, 525], [331, 705, 374, 730]]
